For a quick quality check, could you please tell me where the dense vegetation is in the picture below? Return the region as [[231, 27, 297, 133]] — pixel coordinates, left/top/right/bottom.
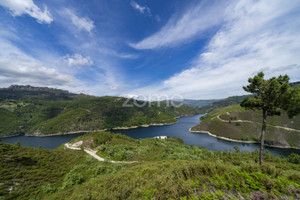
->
[[0, 85, 200, 137], [1, 132, 299, 199], [191, 105, 300, 148]]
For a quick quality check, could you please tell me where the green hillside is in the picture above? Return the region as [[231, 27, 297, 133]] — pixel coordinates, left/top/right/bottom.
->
[[191, 105, 300, 148], [1, 132, 299, 200], [0, 86, 200, 137]]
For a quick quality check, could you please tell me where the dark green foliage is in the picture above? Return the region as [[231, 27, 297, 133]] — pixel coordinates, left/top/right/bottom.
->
[[287, 153, 300, 164], [241, 72, 300, 165], [61, 170, 83, 189], [241, 72, 292, 115], [233, 145, 240, 153]]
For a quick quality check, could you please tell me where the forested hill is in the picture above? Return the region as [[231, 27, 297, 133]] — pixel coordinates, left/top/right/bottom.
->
[[0, 85, 200, 137], [0, 85, 90, 100]]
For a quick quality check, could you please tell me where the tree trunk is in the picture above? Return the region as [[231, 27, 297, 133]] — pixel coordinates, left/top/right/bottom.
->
[[260, 109, 267, 166]]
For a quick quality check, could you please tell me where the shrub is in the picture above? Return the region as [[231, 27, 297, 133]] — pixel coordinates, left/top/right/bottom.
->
[[42, 184, 57, 194], [287, 153, 300, 164], [62, 170, 83, 189]]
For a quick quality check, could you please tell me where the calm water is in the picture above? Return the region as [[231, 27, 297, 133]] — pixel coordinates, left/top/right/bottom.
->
[[1, 114, 299, 157]]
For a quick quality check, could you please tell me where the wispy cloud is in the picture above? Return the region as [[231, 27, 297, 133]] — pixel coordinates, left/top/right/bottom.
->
[[0, 38, 77, 88], [130, 1, 151, 15], [61, 54, 94, 67], [129, 1, 226, 49], [128, 0, 300, 99], [66, 9, 94, 32], [0, 0, 53, 24]]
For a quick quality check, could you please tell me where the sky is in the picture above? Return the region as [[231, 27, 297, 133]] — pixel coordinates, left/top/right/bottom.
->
[[0, 0, 300, 100]]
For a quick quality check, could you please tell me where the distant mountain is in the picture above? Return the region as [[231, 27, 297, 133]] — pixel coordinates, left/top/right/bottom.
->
[[0, 85, 200, 137], [290, 81, 300, 88], [198, 95, 249, 113], [179, 99, 219, 107], [162, 99, 219, 108], [0, 85, 90, 101]]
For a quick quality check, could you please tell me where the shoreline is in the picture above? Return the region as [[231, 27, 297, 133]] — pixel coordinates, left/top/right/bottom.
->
[[111, 121, 177, 130], [24, 130, 106, 137], [189, 128, 300, 150], [1, 121, 178, 138], [0, 134, 23, 138], [0, 114, 201, 138]]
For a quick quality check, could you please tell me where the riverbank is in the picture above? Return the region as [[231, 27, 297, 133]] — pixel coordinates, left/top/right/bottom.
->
[[189, 128, 300, 150], [111, 121, 176, 130], [0, 134, 22, 138], [0, 121, 177, 138]]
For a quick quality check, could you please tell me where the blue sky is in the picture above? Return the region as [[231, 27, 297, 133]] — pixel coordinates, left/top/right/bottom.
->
[[0, 0, 300, 99]]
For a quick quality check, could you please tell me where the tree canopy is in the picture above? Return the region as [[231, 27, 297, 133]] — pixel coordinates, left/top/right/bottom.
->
[[241, 72, 300, 165]]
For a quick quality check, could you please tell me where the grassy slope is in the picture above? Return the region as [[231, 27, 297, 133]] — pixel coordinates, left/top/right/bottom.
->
[[191, 105, 300, 148], [2, 132, 297, 200], [0, 143, 88, 199], [0, 97, 200, 137]]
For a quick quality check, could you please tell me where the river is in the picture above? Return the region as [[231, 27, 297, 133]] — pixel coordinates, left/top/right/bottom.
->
[[1, 114, 299, 157]]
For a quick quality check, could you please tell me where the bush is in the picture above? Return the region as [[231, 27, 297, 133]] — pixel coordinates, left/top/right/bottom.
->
[[287, 153, 300, 164], [93, 132, 113, 146], [42, 184, 57, 194], [62, 170, 83, 189]]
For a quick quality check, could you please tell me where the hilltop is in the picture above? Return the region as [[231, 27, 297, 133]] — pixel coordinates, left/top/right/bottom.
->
[[0, 85, 200, 137], [1, 132, 299, 199], [0, 85, 90, 100]]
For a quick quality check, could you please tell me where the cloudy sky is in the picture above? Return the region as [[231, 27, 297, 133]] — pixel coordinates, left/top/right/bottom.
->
[[0, 0, 299, 100]]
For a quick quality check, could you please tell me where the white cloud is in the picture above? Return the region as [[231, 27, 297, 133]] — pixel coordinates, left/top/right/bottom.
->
[[66, 9, 94, 32], [130, 1, 151, 15], [0, 38, 78, 88], [0, 0, 53, 24], [129, 1, 226, 49], [129, 0, 300, 99], [62, 54, 94, 67]]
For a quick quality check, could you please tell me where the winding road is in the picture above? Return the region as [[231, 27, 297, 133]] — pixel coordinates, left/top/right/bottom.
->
[[217, 113, 300, 132], [64, 142, 137, 164]]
